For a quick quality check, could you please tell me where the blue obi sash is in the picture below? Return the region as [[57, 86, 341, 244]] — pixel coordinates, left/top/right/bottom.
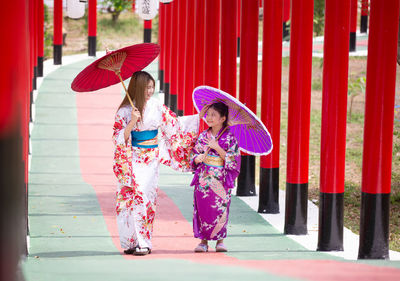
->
[[131, 129, 158, 148]]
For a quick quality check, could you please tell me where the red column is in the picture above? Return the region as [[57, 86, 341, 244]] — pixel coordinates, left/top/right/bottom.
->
[[184, 0, 195, 115], [1, 1, 30, 274], [37, 0, 44, 77], [349, 0, 357, 52], [194, 0, 205, 88], [236, 0, 241, 57], [29, 0, 34, 121], [53, 0, 63, 64], [144, 20, 152, 43], [88, 0, 97, 56], [204, 0, 220, 88], [360, 0, 369, 33], [259, 0, 283, 213], [284, 0, 313, 235], [221, 0, 237, 98], [164, 3, 172, 107], [33, 0, 38, 89], [169, 0, 178, 113], [283, 0, 290, 38], [317, 0, 350, 251], [237, 0, 258, 196], [177, 0, 187, 116], [159, 3, 165, 93], [358, 0, 399, 260]]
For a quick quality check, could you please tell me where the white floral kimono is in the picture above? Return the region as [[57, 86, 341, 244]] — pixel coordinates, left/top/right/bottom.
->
[[112, 97, 199, 250]]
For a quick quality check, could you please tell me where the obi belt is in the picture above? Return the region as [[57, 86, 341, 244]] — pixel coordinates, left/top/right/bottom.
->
[[203, 154, 224, 168], [131, 129, 158, 148]]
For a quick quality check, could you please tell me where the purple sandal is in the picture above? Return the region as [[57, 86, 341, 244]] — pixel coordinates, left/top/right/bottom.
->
[[215, 243, 228, 252], [194, 243, 209, 253]]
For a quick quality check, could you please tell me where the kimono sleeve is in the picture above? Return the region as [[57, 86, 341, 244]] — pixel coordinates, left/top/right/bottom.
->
[[112, 107, 134, 187], [159, 104, 199, 172], [224, 134, 241, 189]]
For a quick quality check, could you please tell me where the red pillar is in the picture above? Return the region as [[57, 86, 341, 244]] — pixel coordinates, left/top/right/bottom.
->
[[236, 0, 241, 57], [1, 1, 30, 276], [177, 0, 187, 116], [169, 0, 178, 113], [284, 0, 313, 235], [194, 0, 205, 88], [144, 20, 152, 43], [283, 0, 290, 38], [204, 0, 220, 88], [88, 0, 97, 56], [221, 0, 237, 98], [360, 0, 369, 33], [37, 0, 44, 77], [29, 0, 34, 121], [259, 0, 283, 213], [318, 0, 350, 251], [349, 0, 357, 52], [184, 0, 195, 115], [53, 0, 63, 64], [358, 0, 400, 260], [33, 0, 38, 90], [237, 0, 258, 196], [164, 2, 172, 107]]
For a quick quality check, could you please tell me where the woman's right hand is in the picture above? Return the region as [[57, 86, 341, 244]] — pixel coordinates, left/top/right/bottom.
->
[[195, 154, 205, 164], [130, 107, 141, 125]]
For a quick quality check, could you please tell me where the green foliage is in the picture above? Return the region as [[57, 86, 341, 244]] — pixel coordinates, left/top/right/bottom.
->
[[102, 0, 133, 23], [347, 76, 366, 121], [43, 4, 52, 59], [314, 0, 325, 36]]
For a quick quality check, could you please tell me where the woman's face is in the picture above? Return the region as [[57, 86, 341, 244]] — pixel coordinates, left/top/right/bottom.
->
[[205, 107, 226, 128], [145, 80, 155, 101]]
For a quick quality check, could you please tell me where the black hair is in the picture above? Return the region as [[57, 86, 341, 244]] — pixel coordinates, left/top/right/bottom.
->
[[208, 102, 229, 127]]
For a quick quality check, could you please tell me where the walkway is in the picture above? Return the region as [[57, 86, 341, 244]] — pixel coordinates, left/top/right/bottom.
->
[[23, 53, 400, 281]]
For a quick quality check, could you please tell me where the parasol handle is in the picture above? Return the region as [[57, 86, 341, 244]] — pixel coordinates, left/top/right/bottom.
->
[[203, 126, 229, 159], [116, 72, 136, 109]]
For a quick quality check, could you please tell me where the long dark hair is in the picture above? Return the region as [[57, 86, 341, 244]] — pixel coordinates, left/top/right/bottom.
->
[[118, 71, 155, 119], [208, 102, 229, 127]]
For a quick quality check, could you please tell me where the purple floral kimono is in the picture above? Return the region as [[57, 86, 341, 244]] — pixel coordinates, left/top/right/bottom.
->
[[190, 127, 241, 241]]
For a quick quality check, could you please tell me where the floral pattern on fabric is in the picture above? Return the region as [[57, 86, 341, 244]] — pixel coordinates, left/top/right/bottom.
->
[[113, 97, 199, 250], [190, 128, 241, 240]]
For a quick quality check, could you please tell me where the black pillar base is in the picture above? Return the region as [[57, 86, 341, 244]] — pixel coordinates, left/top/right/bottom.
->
[[170, 94, 177, 113], [237, 37, 240, 58], [258, 167, 279, 213], [360, 15, 368, 33], [144, 28, 152, 43], [237, 155, 256, 196], [164, 83, 170, 107], [317, 192, 344, 251], [358, 192, 390, 259], [349, 32, 356, 52], [283, 21, 289, 39], [88, 36, 96, 57], [33, 66, 37, 90], [37, 57, 43, 77], [178, 110, 184, 116], [284, 183, 308, 235], [30, 91, 33, 122], [159, 69, 164, 92], [53, 44, 62, 65]]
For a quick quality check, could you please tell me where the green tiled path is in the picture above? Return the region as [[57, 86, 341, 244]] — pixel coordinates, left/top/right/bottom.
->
[[23, 58, 400, 281]]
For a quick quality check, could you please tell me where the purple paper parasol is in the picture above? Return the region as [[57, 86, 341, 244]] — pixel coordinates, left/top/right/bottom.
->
[[193, 86, 273, 156]]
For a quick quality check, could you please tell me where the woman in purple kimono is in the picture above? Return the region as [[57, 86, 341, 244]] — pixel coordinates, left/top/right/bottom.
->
[[190, 102, 241, 253]]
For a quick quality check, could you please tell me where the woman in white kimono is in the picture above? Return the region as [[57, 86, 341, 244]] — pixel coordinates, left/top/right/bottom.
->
[[112, 71, 199, 255]]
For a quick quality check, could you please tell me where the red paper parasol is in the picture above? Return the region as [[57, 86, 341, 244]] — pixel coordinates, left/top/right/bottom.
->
[[193, 86, 273, 156], [71, 43, 160, 107]]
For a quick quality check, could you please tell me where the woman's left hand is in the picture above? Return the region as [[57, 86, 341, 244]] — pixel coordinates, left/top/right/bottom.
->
[[206, 138, 220, 150]]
